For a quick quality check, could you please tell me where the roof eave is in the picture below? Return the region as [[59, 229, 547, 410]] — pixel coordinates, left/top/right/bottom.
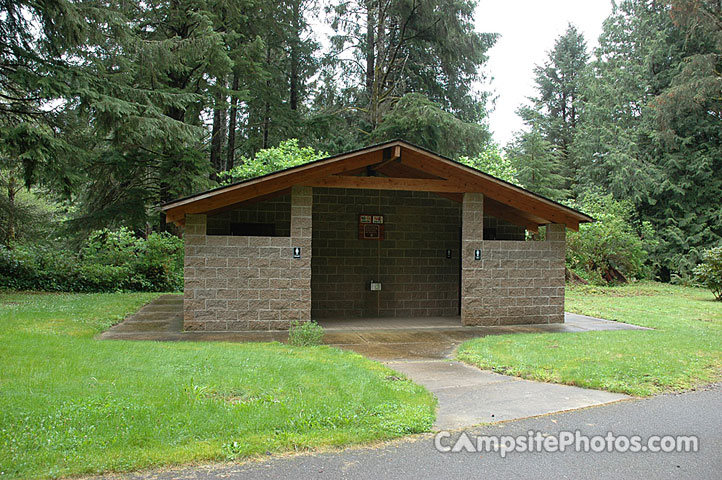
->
[[161, 139, 594, 226], [160, 140, 405, 212]]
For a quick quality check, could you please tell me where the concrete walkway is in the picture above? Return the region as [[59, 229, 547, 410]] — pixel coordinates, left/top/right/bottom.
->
[[387, 359, 629, 429], [101, 295, 644, 428]]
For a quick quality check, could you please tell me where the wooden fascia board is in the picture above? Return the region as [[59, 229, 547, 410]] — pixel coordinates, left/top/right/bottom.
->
[[402, 144, 594, 222], [162, 147, 391, 213], [162, 140, 590, 230]]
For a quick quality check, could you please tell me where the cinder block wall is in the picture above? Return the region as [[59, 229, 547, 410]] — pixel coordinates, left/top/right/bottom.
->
[[312, 188, 461, 318], [182, 186, 564, 329], [461, 193, 566, 325], [182, 186, 312, 331]]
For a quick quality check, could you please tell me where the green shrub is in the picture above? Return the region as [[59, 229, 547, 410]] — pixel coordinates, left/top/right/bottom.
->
[[81, 228, 184, 292], [288, 321, 325, 347], [0, 228, 183, 292], [218, 139, 326, 184], [458, 144, 521, 185], [566, 191, 656, 285], [693, 246, 722, 300]]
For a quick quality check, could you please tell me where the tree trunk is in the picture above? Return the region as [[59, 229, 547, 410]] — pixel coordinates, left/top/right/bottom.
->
[[227, 72, 239, 169], [262, 46, 271, 149], [159, 181, 169, 233], [5, 175, 17, 247], [219, 91, 227, 171], [262, 101, 270, 149], [289, 0, 301, 111], [365, 0, 375, 95], [210, 76, 227, 173], [161, 104, 187, 232], [371, 0, 387, 129]]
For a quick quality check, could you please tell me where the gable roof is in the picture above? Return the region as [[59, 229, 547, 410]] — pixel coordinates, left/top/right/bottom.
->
[[161, 139, 593, 231]]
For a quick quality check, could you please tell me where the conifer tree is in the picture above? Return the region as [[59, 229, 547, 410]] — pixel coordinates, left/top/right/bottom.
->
[[518, 24, 589, 194], [505, 130, 568, 201]]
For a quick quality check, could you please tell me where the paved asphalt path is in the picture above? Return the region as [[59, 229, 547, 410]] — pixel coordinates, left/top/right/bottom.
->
[[116, 384, 722, 480]]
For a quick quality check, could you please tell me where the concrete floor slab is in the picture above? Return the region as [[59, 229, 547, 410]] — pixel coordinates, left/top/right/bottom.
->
[[318, 331, 367, 345], [356, 330, 457, 344], [318, 316, 461, 330], [101, 297, 648, 362]]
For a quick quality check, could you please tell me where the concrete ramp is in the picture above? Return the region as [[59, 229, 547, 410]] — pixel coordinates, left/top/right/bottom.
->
[[386, 359, 630, 430]]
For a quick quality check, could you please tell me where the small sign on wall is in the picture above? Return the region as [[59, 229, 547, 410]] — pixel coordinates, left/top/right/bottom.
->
[[359, 214, 385, 240]]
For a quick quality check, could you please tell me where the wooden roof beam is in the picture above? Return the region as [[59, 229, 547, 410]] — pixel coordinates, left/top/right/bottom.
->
[[162, 141, 591, 229], [303, 175, 475, 193]]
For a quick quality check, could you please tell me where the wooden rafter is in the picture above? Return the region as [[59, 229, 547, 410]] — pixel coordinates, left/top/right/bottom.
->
[[200, 188, 292, 219], [483, 197, 543, 233], [375, 160, 443, 179], [399, 148, 582, 229], [164, 150, 384, 223]]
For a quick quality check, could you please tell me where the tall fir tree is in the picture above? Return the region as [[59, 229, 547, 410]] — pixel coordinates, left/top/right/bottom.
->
[[574, 0, 722, 277], [325, 0, 496, 155], [229, 0, 319, 160], [1, 0, 228, 232], [518, 24, 589, 195], [651, 0, 722, 274], [505, 130, 568, 201], [76, 0, 231, 232]]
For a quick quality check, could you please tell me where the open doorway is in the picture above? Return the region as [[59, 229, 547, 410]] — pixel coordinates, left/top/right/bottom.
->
[[311, 188, 462, 321]]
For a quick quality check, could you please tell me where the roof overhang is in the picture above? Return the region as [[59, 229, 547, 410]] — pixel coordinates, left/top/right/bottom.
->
[[161, 140, 594, 231]]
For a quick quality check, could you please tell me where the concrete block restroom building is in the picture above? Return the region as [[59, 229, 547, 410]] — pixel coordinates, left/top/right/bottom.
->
[[161, 140, 592, 331]]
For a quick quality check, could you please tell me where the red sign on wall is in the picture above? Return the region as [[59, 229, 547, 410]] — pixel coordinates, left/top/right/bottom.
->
[[359, 214, 384, 240]]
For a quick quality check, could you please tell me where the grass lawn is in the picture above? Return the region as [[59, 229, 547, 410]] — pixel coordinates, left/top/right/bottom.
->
[[457, 282, 722, 397], [0, 293, 435, 479]]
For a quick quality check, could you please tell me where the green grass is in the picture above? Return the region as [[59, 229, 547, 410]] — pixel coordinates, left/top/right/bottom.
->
[[457, 282, 722, 397], [0, 292, 435, 479]]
